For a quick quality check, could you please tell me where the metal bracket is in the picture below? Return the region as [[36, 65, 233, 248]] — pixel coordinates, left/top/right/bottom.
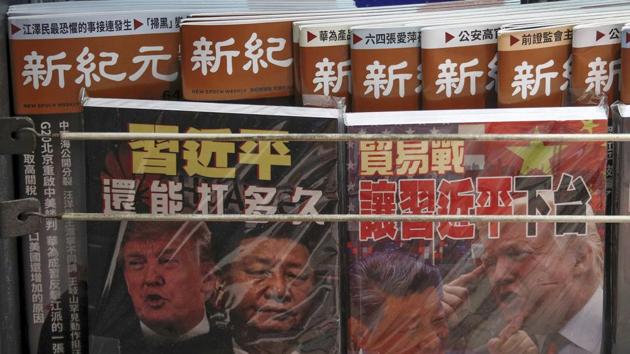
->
[[0, 198, 41, 238], [0, 117, 35, 155]]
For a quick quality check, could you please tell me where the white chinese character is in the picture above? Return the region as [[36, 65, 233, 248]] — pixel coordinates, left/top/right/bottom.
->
[[608, 58, 621, 92], [532, 60, 558, 97], [191, 36, 215, 76], [243, 32, 267, 73], [435, 59, 459, 97], [244, 186, 277, 223], [415, 64, 422, 94], [436, 58, 483, 97], [511, 61, 535, 99], [313, 58, 336, 96], [585, 57, 607, 95], [560, 56, 571, 92], [313, 59, 350, 95], [511, 59, 557, 99], [22, 51, 46, 89], [42, 52, 72, 88], [196, 183, 228, 215], [363, 60, 412, 99], [585, 57, 620, 95], [129, 46, 177, 82], [337, 60, 351, 94], [383, 61, 412, 98], [150, 180, 183, 214], [458, 58, 483, 95], [75, 47, 100, 87], [98, 52, 126, 81], [363, 60, 388, 99], [291, 187, 323, 225], [266, 37, 292, 67], [212, 38, 240, 75], [486, 53, 498, 91], [102, 178, 136, 213]]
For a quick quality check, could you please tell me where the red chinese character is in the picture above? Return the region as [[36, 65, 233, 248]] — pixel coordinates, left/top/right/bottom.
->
[[476, 177, 513, 239], [437, 178, 475, 240], [359, 179, 398, 241], [399, 179, 435, 241]]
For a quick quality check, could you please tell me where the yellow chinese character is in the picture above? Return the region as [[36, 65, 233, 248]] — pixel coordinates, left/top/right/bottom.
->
[[431, 140, 464, 174], [183, 128, 235, 178], [360, 140, 394, 176], [129, 124, 179, 175], [238, 129, 291, 181], [396, 141, 429, 175]]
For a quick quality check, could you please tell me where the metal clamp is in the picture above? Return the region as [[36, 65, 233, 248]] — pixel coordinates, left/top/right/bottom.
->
[[0, 198, 40, 238], [0, 117, 35, 155]]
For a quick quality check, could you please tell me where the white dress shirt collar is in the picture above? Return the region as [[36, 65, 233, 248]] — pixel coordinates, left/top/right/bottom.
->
[[140, 315, 210, 343], [558, 287, 603, 353]]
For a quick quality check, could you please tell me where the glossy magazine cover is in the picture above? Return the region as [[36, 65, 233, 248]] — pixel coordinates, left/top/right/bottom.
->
[[345, 106, 607, 354], [82, 98, 342, 354]]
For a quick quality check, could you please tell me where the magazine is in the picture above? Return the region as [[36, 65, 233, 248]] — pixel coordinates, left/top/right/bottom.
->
[[497, 25, 573, 108], [572, 22, 622, 106], [350, 25, 421, 112], [345, 106, 607, 353], [18, 114, 88, 354], [82, 98, 343, 354], [8, 10, 192, 115], [422, 23, 500, 109]]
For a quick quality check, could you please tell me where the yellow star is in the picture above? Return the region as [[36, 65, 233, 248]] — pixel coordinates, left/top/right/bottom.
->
[[580, 120, 598, 133], [507, 141, 566, 174]]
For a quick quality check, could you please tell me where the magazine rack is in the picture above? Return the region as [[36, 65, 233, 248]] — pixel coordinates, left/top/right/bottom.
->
[[2, 1, 630, 354], [0, 0, 29, 351]]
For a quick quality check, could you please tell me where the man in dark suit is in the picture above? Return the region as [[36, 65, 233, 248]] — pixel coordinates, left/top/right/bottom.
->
[[117, 221, 233, 354], [444, 194, 603, 354], [211, 223, 335, 354]]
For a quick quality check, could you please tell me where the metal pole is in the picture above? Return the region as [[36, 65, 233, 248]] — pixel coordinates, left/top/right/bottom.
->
[[0, 0, 23, 352], [58, 131, 630, 142], [51, 212, 630, 224]]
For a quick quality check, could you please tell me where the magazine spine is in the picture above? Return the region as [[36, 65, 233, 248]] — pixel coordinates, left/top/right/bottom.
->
[[19, 114, 88, 354], [0, 0, 23, 350]]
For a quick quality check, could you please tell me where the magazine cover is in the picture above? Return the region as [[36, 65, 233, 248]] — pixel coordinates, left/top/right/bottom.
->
[[298, 23, 354, 108], [291, 9, 415, 106], [572, 22, 622, 106], [8, 10, 189, 115], [17, 115, 88, 354], [345, 106, 607, 353], [180, 19, 295, 103], [422, 23, 499, 110], [350, 25, 421, 112], [497, 25, 573, 108], [82, 98, 342, 354]]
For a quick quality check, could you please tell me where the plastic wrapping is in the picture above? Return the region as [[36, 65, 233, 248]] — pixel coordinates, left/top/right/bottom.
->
[[83, 98, 342, 354], [345, 106, 607, 354]]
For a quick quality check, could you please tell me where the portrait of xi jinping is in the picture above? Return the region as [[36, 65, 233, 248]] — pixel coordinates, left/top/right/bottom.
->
[[211, 223, 336, 354]]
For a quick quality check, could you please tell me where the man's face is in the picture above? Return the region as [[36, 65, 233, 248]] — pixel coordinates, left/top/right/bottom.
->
[[481, 222, 577, 333], [362, 287, 448, 354], [226, 237, 315, 333], [123, 235, 209, 336]]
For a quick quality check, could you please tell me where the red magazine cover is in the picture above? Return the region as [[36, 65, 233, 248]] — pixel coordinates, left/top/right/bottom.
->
[[345, 106, 607, 354]]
